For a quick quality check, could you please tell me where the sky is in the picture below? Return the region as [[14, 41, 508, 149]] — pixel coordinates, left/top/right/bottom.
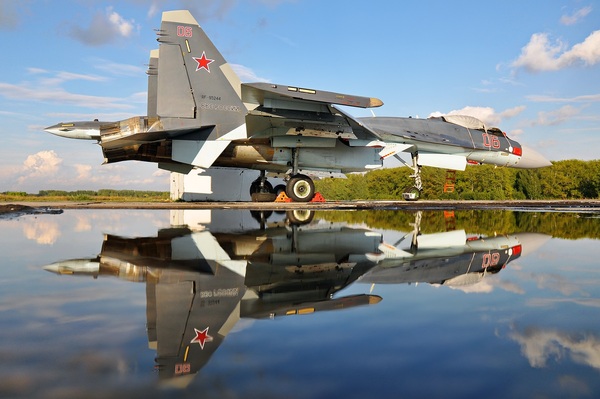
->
[[0, 0, 599, 193]]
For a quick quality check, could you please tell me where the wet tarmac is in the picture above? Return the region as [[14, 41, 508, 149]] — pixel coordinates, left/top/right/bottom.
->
[[6, 199, 600, 213], [2, 206, 600, 398]]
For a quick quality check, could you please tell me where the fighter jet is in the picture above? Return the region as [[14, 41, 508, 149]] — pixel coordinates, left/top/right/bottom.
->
[[359, 212, 551, 287], [44, 9, 551, 202], [43, 212, 383, 385]]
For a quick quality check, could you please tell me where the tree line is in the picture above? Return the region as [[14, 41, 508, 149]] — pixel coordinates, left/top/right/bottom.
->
[[315, 210, 600, 240], [314, 160, 600, 200]]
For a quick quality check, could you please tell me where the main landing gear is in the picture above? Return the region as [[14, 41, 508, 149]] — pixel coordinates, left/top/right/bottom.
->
[[250, 148, 316, 202], [285, 148, 315, 202], [249, 172, 316, 203], [286, 174, 315, 202], [250, 170, 279, 202]]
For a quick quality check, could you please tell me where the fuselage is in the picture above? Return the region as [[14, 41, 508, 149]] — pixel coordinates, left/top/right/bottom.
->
[[44, 115, 551, 177]]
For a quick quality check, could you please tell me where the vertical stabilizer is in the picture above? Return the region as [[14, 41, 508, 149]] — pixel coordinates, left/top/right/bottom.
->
[[156, 10, 246, 134], [147, 49, 159, 117]]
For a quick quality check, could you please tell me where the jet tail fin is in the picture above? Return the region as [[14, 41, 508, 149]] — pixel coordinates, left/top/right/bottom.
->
[[156, 10, 248, 169], [147, 49, 159, 117], [156, 10, 246, 133]]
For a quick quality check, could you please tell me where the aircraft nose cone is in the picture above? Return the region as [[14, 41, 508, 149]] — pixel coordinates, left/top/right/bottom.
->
[[512, 233, 551, 257], [516, 145, 552, 169], [44, 123, 63, 136]]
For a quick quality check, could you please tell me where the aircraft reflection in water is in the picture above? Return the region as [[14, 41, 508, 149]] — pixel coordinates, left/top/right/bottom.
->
[[43, 211, 548, 386], [359, 212, 549, 288]]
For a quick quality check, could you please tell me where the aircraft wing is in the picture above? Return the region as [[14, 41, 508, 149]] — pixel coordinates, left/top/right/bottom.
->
[[242, 82, 401, 149], [242, 82, 383, 109]]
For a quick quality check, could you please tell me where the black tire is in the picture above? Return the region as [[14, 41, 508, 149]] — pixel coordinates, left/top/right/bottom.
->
[[286, 210, 315, 225], [250, 179, 273, 195], [251, 192, 277, 202], [286, 174, 315, 202]]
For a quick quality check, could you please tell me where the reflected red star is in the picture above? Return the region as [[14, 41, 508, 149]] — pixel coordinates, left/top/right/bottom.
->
[[193, 51, 214, 72], [190, 327, 213, 349]]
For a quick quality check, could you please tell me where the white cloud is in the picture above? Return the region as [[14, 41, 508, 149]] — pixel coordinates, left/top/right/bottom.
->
[[500, 105, 527, 119], [0, 70, 134, 109], [108, 8, 135, 37], [4, 150, 167, 193], [560, 6, 592, 26], [512, 30, 600, 72], [509, 326, 600, 370], [69, 7, 139, 46], [152, 169, 169, 177], [526, 93, 600, 103], [91, 58, 145, 77], [429, 105, 526, 127], [38, 71, 108, 87], [147, 2, 161, 18], [533, 105, 581, 126], [27, 67, 48, 75], [230, 64, 271, 82], [447, 275, 525, 294], [74, 164, 92, 180], [18, 150, 63, 185], [23, 219, 61, 245]]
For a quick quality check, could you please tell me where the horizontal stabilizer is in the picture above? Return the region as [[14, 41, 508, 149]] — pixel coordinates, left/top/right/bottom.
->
[[242, 82, 383, 109]]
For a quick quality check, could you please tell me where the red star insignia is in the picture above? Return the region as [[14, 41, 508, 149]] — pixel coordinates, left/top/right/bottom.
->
[[193, 52, 214, 72], [190, 327, 213, 349]]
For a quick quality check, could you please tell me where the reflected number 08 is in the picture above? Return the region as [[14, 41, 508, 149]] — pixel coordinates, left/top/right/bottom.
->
[[177, 26, 193, 37], [482, 252, 500, 268], [175, 363, 191, 374]]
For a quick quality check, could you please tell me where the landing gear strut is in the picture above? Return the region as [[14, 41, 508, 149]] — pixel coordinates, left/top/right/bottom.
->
[[400, 152, 422, 201], [285, 148, 316, 202], [250, 170, 277, 202]]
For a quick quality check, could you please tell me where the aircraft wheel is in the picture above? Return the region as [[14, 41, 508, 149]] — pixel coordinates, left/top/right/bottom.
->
[[403, 186, 421, 201], [286, 174, 315, 202], [286, 210, 315, 225], [251, 192, 277, 202], [250, 179, 273, 195]]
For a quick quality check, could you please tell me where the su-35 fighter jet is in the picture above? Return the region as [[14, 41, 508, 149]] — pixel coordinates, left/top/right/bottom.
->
[[45, 10, 551, 201], [42, 212, 383, 385]]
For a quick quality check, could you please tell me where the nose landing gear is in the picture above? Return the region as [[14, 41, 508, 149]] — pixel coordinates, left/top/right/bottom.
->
[[401, 152, 422, 201]]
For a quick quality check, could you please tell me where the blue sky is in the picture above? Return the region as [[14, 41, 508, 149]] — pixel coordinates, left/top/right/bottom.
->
[[0, 0, 599, 192]]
